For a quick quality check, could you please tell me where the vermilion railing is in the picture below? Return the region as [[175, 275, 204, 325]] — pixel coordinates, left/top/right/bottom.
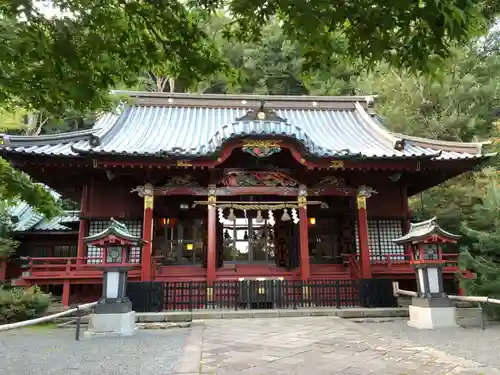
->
[[22, 257, 141, 277], [343, 252, 460, 275], [342, 254, 361, 278]]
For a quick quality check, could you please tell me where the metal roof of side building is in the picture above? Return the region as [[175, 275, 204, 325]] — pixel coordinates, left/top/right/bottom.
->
[[0, 92, 493, 161], [8, 189, 79, 233]]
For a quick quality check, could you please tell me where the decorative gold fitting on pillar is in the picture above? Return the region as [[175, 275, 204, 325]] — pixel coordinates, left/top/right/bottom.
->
[[144, 195, 154, 210], [297, 196, 307, 208], [356, 195, 366, 209], [207, 184, 217, 207], [356, 185, 376, 210], [298, 184, 307, 208], [206, 287, 214, 301], [207, 195, 216, 207]]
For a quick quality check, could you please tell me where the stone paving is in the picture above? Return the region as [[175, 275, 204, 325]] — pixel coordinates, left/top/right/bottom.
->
[[180, 317, 500, 375]]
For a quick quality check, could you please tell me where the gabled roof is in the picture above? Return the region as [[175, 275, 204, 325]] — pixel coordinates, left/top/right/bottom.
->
[[0, 92, 492, 161], [8, 189, 79, 233], [393, 217, 461, 245], [84, 218, 145, 245]]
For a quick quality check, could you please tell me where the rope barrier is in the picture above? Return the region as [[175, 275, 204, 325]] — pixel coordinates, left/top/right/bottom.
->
[[392, 281, 500, 330], [0, 301, 98, 334]]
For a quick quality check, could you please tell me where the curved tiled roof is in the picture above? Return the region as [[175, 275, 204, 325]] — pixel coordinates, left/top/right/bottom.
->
[[0, 92, 492, 160], [8, 188, 79, 233], [393, 217, 461, 244], [84, 218, 145, 244]]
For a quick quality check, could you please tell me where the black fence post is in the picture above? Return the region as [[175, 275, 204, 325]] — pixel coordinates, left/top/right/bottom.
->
[[335, 281, 341, 308], [189, 282, 193, 312], [234, 280, 239, 311], [75, 305, 81, 341], [359, 279, 398, 308], [293, 281, 298, 310]]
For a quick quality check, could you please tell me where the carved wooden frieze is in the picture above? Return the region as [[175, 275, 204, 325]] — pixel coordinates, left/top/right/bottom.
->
[[216, 186, 298, 196], [164, 175, 199, 187], [220, 171, 298, 188], [132, 175, 204, 196], [308, 176, 356, 196]]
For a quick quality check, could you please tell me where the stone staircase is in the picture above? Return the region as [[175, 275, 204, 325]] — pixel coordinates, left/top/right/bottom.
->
[[46, 301, 90, 327]]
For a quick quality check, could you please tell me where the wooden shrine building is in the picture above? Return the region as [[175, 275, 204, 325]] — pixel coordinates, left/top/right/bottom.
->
[[0, 92, 493, 306]]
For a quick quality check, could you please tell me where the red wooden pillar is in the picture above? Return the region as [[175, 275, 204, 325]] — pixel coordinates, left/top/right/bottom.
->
[[356, 193, 372, 279], [401, 185, 411, 232], [62, 279, 71, 307], [77, 185, 89, 264], [207, 190, 217, 284], [298, 189, 310, 280], [141, 185, 154, 281]]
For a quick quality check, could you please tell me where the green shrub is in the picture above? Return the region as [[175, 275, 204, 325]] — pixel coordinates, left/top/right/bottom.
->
[[0, 285, 51, 324]]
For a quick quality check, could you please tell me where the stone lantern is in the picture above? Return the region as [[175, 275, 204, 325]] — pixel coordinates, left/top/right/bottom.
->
[[393, 217, 460, 329], [84, 218, 146, 338]]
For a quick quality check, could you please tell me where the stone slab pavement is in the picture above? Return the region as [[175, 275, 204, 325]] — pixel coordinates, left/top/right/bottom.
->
[[174, 317, 500, 375]]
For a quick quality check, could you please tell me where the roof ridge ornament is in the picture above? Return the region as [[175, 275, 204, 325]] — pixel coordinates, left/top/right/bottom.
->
[[235, 100, 287, 122]]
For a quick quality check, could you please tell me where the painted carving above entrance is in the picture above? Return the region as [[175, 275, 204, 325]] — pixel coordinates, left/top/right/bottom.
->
[[241, 139, 282, 158], [163, 174, 200, 187], [132, 174, 205, 197], [308, 176, 357, 196], [220, 171, 298, 187]]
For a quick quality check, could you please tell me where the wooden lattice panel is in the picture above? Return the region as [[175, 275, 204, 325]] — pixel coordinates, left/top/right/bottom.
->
[[87, 220, 143, 263], [355, 219, 405, 261]]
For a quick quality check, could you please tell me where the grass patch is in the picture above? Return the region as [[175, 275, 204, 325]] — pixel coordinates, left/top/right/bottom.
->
[[23, 322, 58, 331]]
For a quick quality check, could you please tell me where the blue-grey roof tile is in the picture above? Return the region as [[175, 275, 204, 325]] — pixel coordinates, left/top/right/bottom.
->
[[0, 93, 490, 160], [8, 187, 79, 232]]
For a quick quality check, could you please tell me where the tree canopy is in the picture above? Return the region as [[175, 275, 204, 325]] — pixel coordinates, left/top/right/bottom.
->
[[1, 0, 499, 116], [459, 171, 500, 312]]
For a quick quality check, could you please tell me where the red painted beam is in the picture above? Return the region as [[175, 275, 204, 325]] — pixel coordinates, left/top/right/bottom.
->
[[298, 207, 310, 280], [141, 196, 154, 281], [356, 196, 372, 279], [206, 203, 217, 284]]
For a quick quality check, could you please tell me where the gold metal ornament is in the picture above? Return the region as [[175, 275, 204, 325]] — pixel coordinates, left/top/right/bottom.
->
[[297, 196, 307, 208], [356, 195, 367, 209], [144, 195, 154, 209], [241, 139, 281, 148], [207, 195, 217, 206], [176, 160, 193, 167], [329, 160, 344, 169]]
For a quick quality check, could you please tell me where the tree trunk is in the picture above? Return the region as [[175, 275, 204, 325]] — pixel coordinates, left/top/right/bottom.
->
[[24, 112, 48, 136]]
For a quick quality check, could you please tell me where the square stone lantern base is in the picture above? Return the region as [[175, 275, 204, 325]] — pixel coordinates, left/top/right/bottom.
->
[[407, 297, 457, 329], [84, 311, 136, 338]]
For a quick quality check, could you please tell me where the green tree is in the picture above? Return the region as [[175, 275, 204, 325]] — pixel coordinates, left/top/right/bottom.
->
[[0, 201, 17, 257], [0, 158, 61, 218], [1, 1, 499, 115], [0, 1, 223, 115], [350, 29, 500, 234], [459, 170, 500, 311]]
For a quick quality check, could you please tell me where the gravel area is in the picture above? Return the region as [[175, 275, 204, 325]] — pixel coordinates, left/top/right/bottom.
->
[[356, 317, 500, 368], [0, 326, 188, 375]]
